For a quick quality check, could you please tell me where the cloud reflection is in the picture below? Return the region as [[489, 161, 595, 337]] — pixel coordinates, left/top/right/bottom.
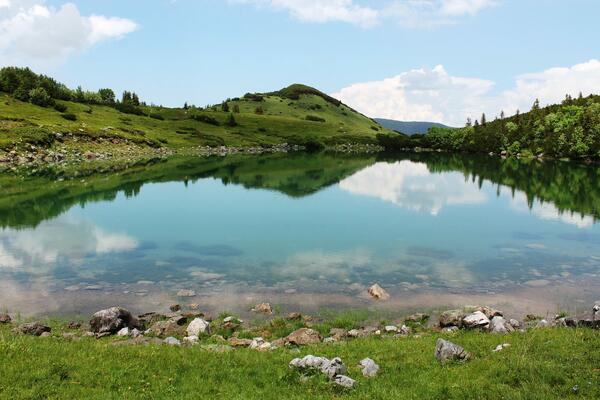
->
[[0, 216, 139, 272], [339, 160, 487, 215]]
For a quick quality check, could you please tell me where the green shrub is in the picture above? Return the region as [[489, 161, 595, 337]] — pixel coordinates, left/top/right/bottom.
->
[[305, 115, 326, 123], [191, 114, 220, 126], [225, 113, 237, 127], [28, 87, 54, 107], [149, 113, 165, 120], [61, 113, 77, 121], [53, 103, 68, 113]]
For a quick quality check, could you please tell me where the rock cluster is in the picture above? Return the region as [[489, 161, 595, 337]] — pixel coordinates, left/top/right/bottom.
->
[[17, 322, 51, 336], [289, 355, 356, 388]]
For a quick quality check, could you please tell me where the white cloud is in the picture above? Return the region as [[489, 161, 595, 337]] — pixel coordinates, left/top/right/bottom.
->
[[339, 160, 487, 215], [0, 1, 138, 67], [383, 0, 497, 28], [333, 59, 600, 126], [230, 0, 378, 27], [230, 0, 496, 28]]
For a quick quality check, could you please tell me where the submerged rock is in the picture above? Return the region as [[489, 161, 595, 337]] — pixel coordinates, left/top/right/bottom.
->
[[89, 307, 139, 335], [367, 283, 390, 300], [176, 289, 196, 298], [285, 328, 322, 346], [359, 358, 380, 377], [435, 338, 470, 364], [18, 322, 51, 336], [286, 312, 302, 321], [405, 313, 429, 323], [186, 318, 210, 337], [251, 303, 273, 315]]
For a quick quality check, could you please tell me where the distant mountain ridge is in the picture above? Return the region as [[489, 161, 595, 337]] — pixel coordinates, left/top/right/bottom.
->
[[375, 119, 451, 135]]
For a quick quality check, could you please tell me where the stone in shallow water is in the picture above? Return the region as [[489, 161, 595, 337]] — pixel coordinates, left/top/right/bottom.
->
[[177, 289, 196, 297], [251, 303, 273, 314], [435, 338, 470, 364], [367, 283, 390, 300]]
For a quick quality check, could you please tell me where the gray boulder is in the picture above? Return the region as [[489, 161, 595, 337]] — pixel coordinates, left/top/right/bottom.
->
[[186, 318, 210, 336], [164, 337, 181, 346], [289, 355, 351, 385], [90, 307, 139, 335], [321, 357, 347, 379], [462, 311, 490, 330], [359, 358, 380, 377], [18, 322, 51, 336], [334, 375, 356, 389], [435, 338, 470, 364], [489, 316, 514, 334], [439, 309, 465, 328], [285, 328, 322, 346], [508, 319, 522, 329]]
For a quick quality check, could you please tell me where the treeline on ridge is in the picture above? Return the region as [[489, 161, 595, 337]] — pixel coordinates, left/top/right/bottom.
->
[[378, 95, 600, 160]]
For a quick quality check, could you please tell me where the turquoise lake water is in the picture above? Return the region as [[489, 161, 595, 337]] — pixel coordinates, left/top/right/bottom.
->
[[1, 153, 599, 316]]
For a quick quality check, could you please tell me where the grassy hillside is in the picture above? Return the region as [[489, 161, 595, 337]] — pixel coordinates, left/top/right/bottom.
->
[[0, 68, 391, 156]]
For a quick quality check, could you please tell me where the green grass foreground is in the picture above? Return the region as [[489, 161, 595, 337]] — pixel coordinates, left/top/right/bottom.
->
[[1, 326, 598, 399]]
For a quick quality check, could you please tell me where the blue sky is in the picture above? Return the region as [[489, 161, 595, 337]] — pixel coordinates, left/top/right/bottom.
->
[[1, 0, 600, 124]]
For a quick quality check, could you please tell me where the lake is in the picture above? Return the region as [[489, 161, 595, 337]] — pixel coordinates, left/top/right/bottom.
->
[[1, 152, 599, 317]]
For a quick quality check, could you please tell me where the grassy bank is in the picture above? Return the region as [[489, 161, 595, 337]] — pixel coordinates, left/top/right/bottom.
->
[[0, 324, 598, 399]]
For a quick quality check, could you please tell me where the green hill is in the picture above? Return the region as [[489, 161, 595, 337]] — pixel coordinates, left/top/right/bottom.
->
[[0, 68, 391, 157]]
